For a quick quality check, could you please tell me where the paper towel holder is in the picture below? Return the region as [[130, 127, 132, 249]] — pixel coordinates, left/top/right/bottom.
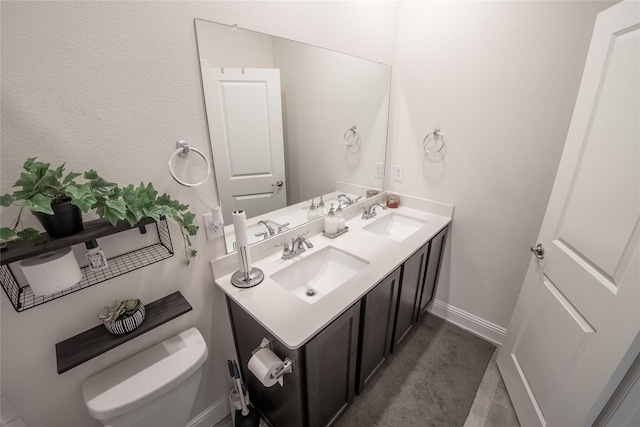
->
[[231, 246, 264, 288], [252, 338, 293, 381]]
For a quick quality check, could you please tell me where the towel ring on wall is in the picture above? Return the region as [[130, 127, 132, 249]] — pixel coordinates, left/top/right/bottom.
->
[[422, 128, 446, 154], [343, 125, 361, 148], [168, 140, 211, 187]]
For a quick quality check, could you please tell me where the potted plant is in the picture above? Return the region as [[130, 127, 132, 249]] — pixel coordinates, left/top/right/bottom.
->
[[99, 298, 146, 334], [1, 158, 199, 264]]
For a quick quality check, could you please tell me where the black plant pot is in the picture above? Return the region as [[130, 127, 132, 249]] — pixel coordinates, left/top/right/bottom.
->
[[33, 200, 83, 238]]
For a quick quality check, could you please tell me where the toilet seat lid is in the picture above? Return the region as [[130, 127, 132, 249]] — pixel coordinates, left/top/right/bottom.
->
[[82, 327, 208, 420]]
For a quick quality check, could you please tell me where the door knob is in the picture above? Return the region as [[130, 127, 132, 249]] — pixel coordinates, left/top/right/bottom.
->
[[270, 180, 284, 197], [530, 243, 545, 259]]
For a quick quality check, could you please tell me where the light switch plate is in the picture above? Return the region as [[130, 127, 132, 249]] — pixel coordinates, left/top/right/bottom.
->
[[374, 162, 384, 179], [393, 165, 404, 182]]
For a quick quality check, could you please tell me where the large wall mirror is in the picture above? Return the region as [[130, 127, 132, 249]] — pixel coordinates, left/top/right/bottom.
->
[[195, 19, 391, 253]]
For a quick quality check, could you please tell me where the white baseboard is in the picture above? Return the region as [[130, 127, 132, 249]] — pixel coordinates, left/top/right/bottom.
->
[[187, 392, 230, 427], [428, 299, 507, 346]]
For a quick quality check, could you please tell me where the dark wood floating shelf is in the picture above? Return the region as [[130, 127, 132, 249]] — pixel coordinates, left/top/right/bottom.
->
[[0, 217, 159, 266], [55, 291, 192, 374]]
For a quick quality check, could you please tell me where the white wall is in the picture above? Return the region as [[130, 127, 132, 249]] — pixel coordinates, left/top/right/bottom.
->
[[0, 2, 397, 427], [389, 1, 614, 330]]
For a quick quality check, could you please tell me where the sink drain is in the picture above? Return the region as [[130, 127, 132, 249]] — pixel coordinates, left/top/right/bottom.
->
[[306, 289, 316, 297]]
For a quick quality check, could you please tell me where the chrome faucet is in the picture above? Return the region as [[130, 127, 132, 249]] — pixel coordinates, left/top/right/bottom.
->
[[276, 231, 314, 260], [337, 194, 362, 206], [362, 202, 387, 219], [257, 220, 276, 236]]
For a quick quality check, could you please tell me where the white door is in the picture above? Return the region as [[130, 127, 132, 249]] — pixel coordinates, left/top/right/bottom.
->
[[202, 67, 287, 223], [497, 2, 640, 426]]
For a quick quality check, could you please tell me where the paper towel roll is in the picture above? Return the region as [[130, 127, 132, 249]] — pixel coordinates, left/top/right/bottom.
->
[[20, 247, 83, 296], [248, 348, 284, 387], [232, 210, 252, 274]]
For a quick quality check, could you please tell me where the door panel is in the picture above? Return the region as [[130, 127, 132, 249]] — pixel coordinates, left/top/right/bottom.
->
[[306, 303, 360, 427], [357, 267, 400, 394], [512, 278, 595, 419], [416, 226, 447, 320], [556, 25, 639, 278], [497, 3, 640, 426], [220, 81, 274, 176], [392, 245, 427, 352]]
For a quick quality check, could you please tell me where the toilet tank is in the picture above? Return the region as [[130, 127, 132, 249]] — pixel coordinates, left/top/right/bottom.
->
[[82, 328, 208, 426]]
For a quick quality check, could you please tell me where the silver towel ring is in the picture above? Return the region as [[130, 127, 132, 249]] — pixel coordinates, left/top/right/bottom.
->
[[343, 125, 361, 149], [423, 128, 446, 154], [168, 140, 211, 187]]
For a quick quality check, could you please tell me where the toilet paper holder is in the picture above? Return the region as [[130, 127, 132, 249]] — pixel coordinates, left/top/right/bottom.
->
[[252, 338, 293, 381]]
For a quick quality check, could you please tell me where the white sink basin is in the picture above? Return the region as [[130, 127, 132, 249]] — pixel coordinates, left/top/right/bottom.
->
[[271, 246, 369, 304], [363, 213, 426, 241]]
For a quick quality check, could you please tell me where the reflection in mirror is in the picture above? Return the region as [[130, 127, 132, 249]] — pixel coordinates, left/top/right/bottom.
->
[[195, 19, 391, 253]]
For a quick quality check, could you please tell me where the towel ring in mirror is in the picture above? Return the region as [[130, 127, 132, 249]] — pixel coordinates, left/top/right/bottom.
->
[[343, 125, 361, 151], [168, 140, 211, 187], [423, 128, 446, 154]]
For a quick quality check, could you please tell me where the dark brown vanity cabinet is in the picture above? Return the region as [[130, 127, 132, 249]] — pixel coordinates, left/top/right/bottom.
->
[[356, 267, 400, 394], [227, 298, 360, 427]]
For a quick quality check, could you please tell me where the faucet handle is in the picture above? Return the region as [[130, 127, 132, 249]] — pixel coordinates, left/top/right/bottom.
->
[[276, 239, 294, 259], [275, 240, 290, 249], [296, 230, 310, 239], [255, 231, 268, 239], [278, 222, 290, 233]]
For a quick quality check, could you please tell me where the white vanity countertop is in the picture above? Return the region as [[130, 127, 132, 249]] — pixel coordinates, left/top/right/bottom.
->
[[214, 204, 451, 349]]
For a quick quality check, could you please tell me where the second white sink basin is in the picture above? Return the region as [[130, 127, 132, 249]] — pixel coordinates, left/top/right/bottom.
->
[[271, 246, 369, 304], [363, 213, 426, 241]]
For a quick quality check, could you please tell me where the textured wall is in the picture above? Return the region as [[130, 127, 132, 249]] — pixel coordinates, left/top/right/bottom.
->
[[389, 1, 614, 329], [0, 2, 397, 426]]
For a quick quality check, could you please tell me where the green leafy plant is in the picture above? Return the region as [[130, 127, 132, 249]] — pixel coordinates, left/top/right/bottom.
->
[[1, 158, 198, 264]]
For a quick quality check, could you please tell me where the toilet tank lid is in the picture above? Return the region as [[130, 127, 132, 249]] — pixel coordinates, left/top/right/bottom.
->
[[82, 327, 208, 420]]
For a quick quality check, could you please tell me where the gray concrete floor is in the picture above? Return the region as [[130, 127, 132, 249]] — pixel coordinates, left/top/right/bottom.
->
[[214, 348, 519, 427]]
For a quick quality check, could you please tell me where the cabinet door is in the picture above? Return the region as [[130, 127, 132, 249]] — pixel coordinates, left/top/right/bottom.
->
[[392, 244, 428, 353], [305, 302, 360, 427], [415, 226, 448, 321], [356, 267, 401, 394]]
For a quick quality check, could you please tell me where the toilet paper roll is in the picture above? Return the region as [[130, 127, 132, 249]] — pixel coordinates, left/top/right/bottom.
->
[[248, 348, 284, 387], [232, 210, 252, 274], [20, 247, 83, 296]]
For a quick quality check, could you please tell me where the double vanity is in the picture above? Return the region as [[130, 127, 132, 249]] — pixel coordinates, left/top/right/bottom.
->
[[212, 193, 452, 427]]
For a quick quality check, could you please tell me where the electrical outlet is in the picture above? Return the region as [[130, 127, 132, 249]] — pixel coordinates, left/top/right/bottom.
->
[[203, 208, 224, 240], [393, 165, 404, 182], [374, 162, 384, 179]]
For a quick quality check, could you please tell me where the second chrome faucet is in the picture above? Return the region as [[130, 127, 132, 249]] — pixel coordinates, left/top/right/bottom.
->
[[362, 202, 387, 219], [276, 231, 314, 260]]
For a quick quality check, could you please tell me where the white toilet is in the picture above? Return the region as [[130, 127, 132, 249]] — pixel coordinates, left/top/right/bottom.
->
[[82, 328, 208, 427]]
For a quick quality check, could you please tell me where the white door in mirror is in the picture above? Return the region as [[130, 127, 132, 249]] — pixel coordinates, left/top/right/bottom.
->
[[202, 67, 287, 224]]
